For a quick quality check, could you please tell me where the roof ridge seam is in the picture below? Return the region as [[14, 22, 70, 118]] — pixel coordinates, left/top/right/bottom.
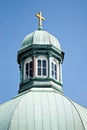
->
[[8, 95, 26, 129], [62, 96, 67, 130], [33, 31, 36, 44], [53, 93, 60, 130], [62, 95, 85, 130], [46, 93, 52, 130]]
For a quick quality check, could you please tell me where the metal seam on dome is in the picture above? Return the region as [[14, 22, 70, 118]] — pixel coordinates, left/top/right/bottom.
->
[[47, 93, 52, 130], [62, 95, 85, 130], [0, 89, 86, 130], [21, 30, 61, 50], [32, 31, 35, 44], [71, 103, 85, 130], [47, 31, 50, 44], [32, 92, 35, 130], [49, 34, 52, 46], [0, 101, 15, 130], [70, 102, 76, 130], [42, 31, 45, 43], [53, 93, 60, 130], [7, 95, 25, 130], [62, 96, 67, 130], [44, 31, 47, 44], [25, 94, 28, 130], [39, 93, 43, 130]]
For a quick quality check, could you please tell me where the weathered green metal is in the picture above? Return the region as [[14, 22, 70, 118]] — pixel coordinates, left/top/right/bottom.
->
[[19, 77, 63, 93], [17, 30, 64, 94], [17, 44, 63, 64], [21, 30, 61, 50], [0, 88, 87, 130]]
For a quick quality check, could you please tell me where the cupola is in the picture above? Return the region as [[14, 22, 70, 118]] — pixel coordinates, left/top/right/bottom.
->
[[17, 12, 64, 93], [0, 12, 87, 130]]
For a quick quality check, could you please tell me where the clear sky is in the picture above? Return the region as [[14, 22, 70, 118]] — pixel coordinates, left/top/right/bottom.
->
[[0, 0, 87, 107]]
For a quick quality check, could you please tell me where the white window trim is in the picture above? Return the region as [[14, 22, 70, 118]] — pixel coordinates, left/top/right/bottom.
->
[[24, 58, 32, 80], [50, 57, 59, 81], [36, 56, 48, 77]]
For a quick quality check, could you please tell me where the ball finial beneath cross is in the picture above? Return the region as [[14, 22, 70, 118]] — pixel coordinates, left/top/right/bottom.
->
[[35, 12, 45, 30]]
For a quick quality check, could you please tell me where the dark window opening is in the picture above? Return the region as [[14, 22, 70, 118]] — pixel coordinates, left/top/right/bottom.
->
[[37, 59, 47, 76], [52, 62, 57, 80], [25, 61, 33, 79]]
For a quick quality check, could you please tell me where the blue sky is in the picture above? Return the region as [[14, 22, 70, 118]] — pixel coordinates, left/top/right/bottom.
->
[[0, 0, 87, 107]]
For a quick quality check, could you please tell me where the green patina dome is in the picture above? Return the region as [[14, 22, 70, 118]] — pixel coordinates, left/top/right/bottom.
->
[[22, 30, 61, 50], [0, 88, 87, 130]]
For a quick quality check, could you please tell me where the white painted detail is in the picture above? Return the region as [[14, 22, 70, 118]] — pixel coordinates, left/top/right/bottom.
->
[[24, 58, 32, 80], [50, 57, 59, 81], [36, 55, 48, 77]]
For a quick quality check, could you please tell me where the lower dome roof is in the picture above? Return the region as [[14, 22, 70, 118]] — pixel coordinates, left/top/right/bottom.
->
[[0, 88, 87, 130], [22, 30, 61, 50]]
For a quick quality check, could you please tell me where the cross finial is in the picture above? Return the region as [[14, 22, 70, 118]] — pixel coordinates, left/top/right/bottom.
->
[[35, 12, 45, 30]]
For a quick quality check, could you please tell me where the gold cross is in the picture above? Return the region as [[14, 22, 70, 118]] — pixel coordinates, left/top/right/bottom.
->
[[35, 12, 45, 30]]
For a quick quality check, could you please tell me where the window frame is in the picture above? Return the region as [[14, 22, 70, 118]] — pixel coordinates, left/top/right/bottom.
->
[[24, 58, 33, 80], [51, 58, 59, 80], [36, 56, 48, 77]]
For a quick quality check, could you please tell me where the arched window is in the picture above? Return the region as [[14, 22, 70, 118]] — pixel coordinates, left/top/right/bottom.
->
[[24, 58, 33, 80], [37, 56, 48, 77], [51, 59, 58, 80]]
